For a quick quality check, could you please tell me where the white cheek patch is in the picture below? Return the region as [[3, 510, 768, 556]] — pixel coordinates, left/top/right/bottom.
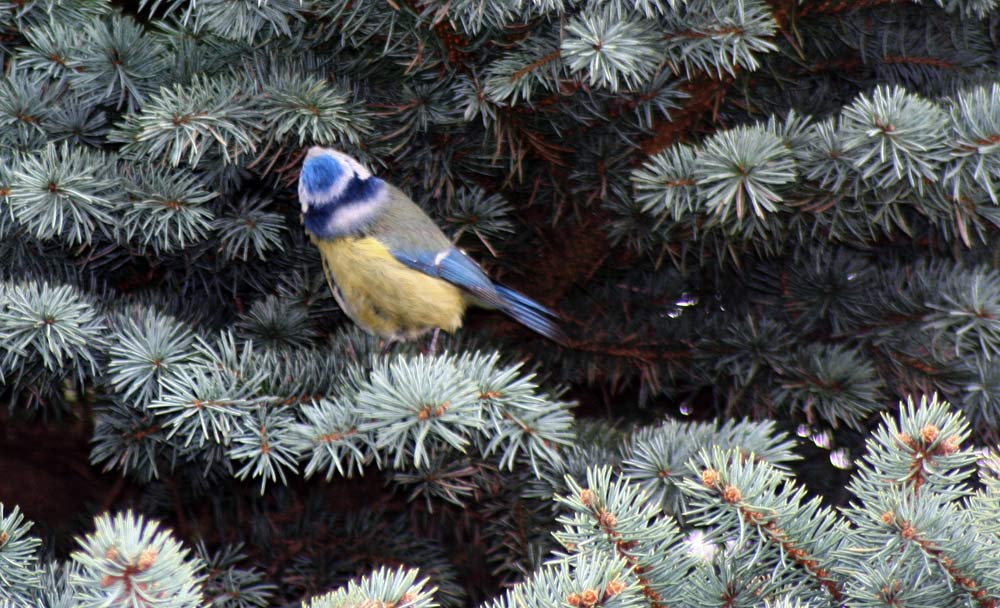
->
[[325, 184, 388, 234], [300, 169, 352, 208]]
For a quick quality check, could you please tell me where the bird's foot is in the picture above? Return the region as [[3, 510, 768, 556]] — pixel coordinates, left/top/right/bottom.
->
[[380, 338, 400, 357], [424, 328, 441, 357]]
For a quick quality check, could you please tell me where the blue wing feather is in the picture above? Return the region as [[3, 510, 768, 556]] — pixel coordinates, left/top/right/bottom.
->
[[390, 248, 493, 296], [494, 285, 567, 343], [390, 247, 566, 343]]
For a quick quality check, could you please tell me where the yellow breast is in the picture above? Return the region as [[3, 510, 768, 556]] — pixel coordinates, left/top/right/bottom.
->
[[314, 236, 467, 340]]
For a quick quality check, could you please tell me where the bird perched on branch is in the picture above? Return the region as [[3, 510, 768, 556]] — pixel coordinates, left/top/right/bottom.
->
[[298, 146, 566, 345]]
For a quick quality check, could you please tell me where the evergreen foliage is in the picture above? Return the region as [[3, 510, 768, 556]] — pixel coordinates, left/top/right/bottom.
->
[[6, 395, 1000, 606], [4, 0, 1000, 606]]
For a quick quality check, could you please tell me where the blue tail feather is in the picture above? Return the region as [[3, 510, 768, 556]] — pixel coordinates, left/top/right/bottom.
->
[[495, 285, 567, 344]]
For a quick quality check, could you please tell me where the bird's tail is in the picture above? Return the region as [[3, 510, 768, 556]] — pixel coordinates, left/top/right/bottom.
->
[[495, 285, 568, 344]]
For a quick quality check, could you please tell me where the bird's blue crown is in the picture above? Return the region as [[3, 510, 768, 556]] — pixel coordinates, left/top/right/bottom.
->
[[299, 147, 387, 238], [300, 153, 345, 196]]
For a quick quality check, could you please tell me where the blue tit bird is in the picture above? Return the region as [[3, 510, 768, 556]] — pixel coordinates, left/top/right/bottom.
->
[[298, 146, 566, 344]]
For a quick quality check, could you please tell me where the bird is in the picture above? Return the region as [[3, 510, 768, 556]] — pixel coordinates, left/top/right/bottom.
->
[[297, 146, 566, 345]]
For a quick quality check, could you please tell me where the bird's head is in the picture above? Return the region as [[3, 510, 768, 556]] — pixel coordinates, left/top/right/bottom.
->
[[298, 146, 386, 238], [298, 146, 376, 213]]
